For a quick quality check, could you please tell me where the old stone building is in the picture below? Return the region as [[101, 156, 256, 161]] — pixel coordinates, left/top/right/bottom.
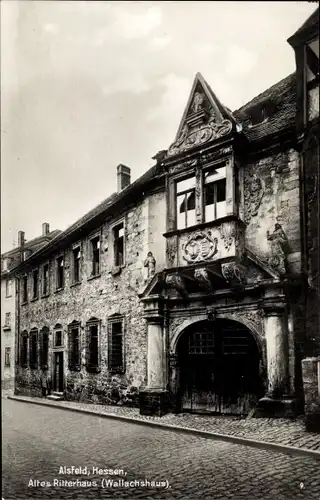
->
[[14, 8, 319, 420], [1, 224, 60, 391]]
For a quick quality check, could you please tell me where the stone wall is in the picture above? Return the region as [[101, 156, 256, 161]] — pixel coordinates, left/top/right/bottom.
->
[[302, 357, 320, 432], [244, 148, 301, 274], [15, 190, 166, 405], [1, 278, 15, 390]]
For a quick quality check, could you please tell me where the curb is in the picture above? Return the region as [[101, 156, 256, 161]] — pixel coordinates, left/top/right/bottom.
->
[[7, 395, 320, 461]]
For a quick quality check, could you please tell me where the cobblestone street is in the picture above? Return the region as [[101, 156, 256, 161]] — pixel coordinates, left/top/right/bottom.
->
[[8, 394, 320, 451], [3, 398, 320, 499]]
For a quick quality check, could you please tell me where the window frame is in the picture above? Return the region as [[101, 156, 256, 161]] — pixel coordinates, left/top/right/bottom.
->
[[20, 331, 28, 367], [5, 278, 12, 298], [40, 326, 49, 370], [111, 220, 126, 269], [71, 243, 82, 284], [4, 347, 11, 367], [175, 175, 196, 230], [202, 165, 227, 222], [108, 315, 125, 374], [86, 318, 100, 373], [42, 262, 50, 297], [172, 159, 230, 231], [56, 254, 65, 290], [32, 268, 39, 300], [4, 312, 11, 328], [29, 328, 38, 369], [68, 321, 81, 371], [88, 234, 101, 278], [22, 274, 28, 303], [54, 327, 63, 348]]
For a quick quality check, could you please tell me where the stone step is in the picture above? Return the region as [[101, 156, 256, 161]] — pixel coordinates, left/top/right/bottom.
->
[[47, 392, 64, 401]]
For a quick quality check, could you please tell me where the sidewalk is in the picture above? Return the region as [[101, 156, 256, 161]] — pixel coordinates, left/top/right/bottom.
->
[[7, 394, 320, 459]]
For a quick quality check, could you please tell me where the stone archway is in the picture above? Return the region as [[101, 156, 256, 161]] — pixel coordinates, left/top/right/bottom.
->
[[169, 317, 264, 415]]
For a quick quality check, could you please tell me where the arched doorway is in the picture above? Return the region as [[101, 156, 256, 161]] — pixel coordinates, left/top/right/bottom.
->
[[177, 319, 264, 415]]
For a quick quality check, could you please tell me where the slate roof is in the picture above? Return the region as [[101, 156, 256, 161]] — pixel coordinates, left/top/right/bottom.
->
[[288, 8, 319, 45], [13, 165, 160, 271], [233, 72, 296, 142]]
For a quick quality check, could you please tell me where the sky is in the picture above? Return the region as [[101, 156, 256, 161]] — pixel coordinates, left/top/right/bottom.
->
[[1, 1, 317, 252]]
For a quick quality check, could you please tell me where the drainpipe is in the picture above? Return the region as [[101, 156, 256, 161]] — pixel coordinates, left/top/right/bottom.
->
[[15, 275, 20, 394]]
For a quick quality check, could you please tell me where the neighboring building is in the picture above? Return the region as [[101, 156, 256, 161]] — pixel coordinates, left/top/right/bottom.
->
[[14, 9, 319, 419], [1, 224, 61, 391], [288, 8, 320, 431]]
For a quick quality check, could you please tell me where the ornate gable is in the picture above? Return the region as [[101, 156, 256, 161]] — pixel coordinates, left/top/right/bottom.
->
[[167, 73, 237, 157]]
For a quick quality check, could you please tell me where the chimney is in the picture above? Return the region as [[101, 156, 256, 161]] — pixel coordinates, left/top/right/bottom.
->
[[117, 164, 131, 192], [42, 222, 50, 236], [18, 231, 25, 247]]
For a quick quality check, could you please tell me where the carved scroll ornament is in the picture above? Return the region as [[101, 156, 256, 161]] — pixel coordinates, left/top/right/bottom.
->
[[244, 171, 264, 224], [221, 261, 246, 285], [165, 273, 188, 299], [194, 267, 213, 293], [219, 222, 236, 251]]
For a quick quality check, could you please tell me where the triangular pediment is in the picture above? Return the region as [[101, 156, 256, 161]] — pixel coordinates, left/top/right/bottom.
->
[[167, 73, 237, 157]]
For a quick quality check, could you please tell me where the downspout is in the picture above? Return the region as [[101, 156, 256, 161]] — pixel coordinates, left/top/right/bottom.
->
[[15, 274, 20, 394]]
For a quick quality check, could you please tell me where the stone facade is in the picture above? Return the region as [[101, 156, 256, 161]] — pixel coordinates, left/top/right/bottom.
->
[[15, 190, 166, 406], [13, 9, 319, 422]]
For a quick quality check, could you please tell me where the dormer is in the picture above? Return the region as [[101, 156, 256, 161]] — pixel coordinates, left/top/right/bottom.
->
[[160, 73, 245, 271], [287, 8, 319, 134]]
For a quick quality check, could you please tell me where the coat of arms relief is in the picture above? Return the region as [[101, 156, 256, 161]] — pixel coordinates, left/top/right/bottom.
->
[[182, 230, 218, 264]]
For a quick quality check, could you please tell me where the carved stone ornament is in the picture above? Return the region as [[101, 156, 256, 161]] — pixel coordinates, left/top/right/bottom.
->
[[168, 158, 198, 175], [194, 267, 213, 292], [166, 237, 178, 266], [165, 273, 188, 299], [167, 106, 233, 157], [266, 223, 289, 275], [221, 262, 246, 285], [144, 252, 156, 279], [219, 222, 236, 251], [244, 171, 264, 224], [206, 306, 217, 322], [182, 230, 218, 264]]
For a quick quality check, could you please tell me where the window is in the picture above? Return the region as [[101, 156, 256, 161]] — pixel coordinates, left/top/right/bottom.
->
[[86, 319, 99, 372], [174, 164, 227, 229], [72, 247, 81, 283], [29, 329, 38, 369], [4, 347, 11, 367], [68, 322, 80, 370], [5, 279, 12, 297], [56, 256, 64, 289], [22, 275, 28, 303], [90, 237, 100, 276], [32, 269, 39, 299], [176, 176, 196, 229], [42, 263, 49, 296], [40, 327, 49, 369], [55, 330, 63, 347], [113, 223, 125, 267], [5, 312, 11, 328], [203, 166, 227, 221], [108, 317, 124, 373], [20, 332, 28, 367]]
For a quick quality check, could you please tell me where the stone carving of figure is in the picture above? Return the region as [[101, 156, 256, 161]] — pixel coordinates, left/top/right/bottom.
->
[[144, 252, 156, 279], [266, 223, 288, 274], [191, 92, 204, 113]]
